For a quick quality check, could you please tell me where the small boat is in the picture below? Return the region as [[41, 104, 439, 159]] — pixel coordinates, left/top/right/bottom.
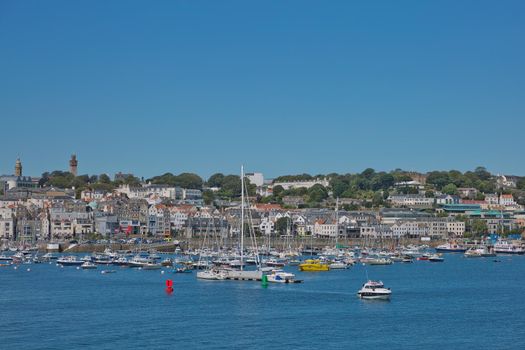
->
[[266, 270, 301, 283], [357, 280, 392, 300], [142, 262, 162, 270], [265, 258, 286, 268], [161, 258, 174, 267], [174, 267, 192, 273], [81, 261, 97, 269], [298, 259, 330, 272], [464, 248, 483, 258], [402, 255, 413, 263], [0, 255, 13, 261], [112, 257, 129, 266], [417, 255, 429, 261], [101, 270, 116, 274], [329, 261, 348, 269], [428, 254, 444, 262]]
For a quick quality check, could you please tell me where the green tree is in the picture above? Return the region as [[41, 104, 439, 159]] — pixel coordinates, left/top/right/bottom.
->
[[274, 217, 289, 235], [471, 219, 488, 237], [99, 174, 111, 184], [307, 184, 328, 203], [272, 185, 285, 197], [219, 175, 242, 198], [207, 173, 225, 187], [202, 190, 215, 205], [442, 183, 458, 195]]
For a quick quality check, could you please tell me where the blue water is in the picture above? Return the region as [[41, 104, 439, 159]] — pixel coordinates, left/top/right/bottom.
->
[[1, 254, 525, 349]]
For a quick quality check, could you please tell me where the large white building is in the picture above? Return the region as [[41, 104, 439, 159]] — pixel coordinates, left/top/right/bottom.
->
[[273, 178, 330, 190], [246, 172, 264, 187]]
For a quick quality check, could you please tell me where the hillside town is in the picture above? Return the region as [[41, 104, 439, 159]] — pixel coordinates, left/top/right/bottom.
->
[[1, 156, 525, 248]]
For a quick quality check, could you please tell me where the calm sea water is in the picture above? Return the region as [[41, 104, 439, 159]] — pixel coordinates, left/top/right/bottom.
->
[[1, 254, 525, 350]]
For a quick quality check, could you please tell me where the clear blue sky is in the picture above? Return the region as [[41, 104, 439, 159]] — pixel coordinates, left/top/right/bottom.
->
[[1, 0, 524, 179]]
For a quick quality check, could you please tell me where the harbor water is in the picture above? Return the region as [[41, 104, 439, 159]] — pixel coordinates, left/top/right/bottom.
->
[[1, 254, 525, 349]]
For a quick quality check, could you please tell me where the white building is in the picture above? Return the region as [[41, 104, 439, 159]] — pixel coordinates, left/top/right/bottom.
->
[[259, 217, 275, 235], [499, 194, 516, 206], [246, 172, 264, 187], [388, 194, 434, 208], [272, 178, 330, 190]]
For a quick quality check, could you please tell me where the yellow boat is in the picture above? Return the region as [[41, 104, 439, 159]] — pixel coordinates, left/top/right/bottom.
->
[[299, 259, 330, 272]]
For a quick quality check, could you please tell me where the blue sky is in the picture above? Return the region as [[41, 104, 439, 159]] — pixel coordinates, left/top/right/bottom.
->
[[1, 0, 524, 179]]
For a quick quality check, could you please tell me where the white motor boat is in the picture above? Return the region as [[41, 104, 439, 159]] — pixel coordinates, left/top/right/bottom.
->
[[57, 256, 83, 266], [329, 261, 348, 269], [81, 261, 97, 269], [357, 280, 392, 300], [266, 270, 299, 283], [197, 268, 228, 280]]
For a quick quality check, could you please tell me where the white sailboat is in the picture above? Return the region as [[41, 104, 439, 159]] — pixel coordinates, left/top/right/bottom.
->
[[198, 166, 263, 281]]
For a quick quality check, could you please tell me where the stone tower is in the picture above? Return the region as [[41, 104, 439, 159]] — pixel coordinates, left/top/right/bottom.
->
[[69, 154, 78, 176], [15, 158, 22, 177]]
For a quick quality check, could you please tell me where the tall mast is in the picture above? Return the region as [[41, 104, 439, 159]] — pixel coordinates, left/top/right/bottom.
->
[[240, 165, 244, 271], [335, 197, 339, 246]]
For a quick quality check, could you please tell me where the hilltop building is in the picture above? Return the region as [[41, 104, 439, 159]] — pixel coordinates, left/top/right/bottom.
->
[[69, 155, 78, 176]]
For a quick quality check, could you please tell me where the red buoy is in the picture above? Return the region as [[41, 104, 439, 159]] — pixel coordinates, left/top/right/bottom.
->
[[165, 279, 173, 294]]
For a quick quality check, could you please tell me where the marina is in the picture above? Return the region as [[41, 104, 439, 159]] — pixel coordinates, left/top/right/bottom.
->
[[1, 249, 525, 349]]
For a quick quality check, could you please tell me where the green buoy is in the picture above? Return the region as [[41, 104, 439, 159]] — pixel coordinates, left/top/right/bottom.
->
[[261, 274, 268, 288]]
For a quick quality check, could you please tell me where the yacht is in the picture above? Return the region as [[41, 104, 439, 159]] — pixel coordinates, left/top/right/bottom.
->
[[197, 268, 228, 280], [361, 257, 393, 265], [266, 270, 299, 283], [128, 255, 158, 268], [494, 240, 525, 255], [435, 243, 467, 253], [357, 280, 392, 300], [57, 256, 83, 266]]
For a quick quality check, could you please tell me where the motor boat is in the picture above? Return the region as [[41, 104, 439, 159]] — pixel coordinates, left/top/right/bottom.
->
[[298, 259, 330, 271], [435, 243, 467, 253], [57, 256, 83, 266], [357, 280, 392, 300], [361, 257, 393, 265], [329, 261, 348, 269], [81, 261, 97, 269], [266, 269, 300, 283], [197, 268, 228, 280], [428, 254, 444, 262]]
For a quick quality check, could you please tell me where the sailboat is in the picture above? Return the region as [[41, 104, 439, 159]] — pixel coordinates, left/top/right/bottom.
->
[[198, 166, 263, 281]]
